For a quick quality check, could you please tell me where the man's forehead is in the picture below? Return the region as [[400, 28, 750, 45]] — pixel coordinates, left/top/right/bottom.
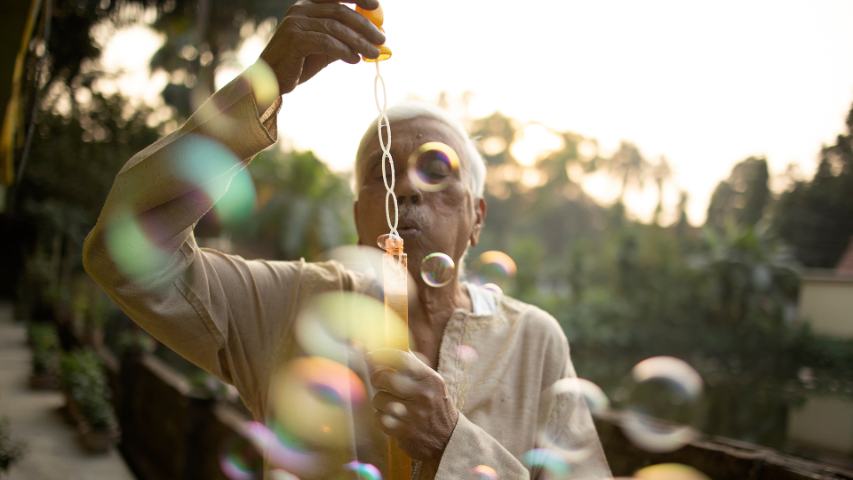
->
[[359, 116, 464, 157]]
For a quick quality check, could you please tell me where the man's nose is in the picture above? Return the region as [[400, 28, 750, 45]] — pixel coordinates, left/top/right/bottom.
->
[[395, 169, 423, 205]]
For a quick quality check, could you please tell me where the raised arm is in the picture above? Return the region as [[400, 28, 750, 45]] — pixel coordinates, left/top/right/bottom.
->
[[83, 0, 387, 418]]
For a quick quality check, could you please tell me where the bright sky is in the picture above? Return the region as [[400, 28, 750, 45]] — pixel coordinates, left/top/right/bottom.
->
[[100, 0, 853, 225]]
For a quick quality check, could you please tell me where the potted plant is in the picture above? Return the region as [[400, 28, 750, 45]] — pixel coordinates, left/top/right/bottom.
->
[[28, 323, 61, 390], [59, 349, 120, 453]]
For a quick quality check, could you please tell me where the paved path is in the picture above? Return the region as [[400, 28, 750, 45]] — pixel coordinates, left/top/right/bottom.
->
[[0, 302, 135, 480]]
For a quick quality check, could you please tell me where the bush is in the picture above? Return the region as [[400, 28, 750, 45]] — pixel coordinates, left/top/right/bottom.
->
[[59, 350, 117, 432], [28, 323, 60, 378]]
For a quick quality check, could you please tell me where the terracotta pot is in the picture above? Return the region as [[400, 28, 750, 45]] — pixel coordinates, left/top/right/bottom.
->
[[77, 421, 119, 454]]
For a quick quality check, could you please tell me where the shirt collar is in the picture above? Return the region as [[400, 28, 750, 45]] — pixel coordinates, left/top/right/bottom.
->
[[464, 282, 498, 317]]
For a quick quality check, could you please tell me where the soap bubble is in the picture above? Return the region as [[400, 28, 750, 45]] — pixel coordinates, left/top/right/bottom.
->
[[471, 464, 498, 479], [408, 142, 460, 192], [620, 356, 703, 453], [172, 134, 256, 229], [420, 252, 456, 287], [294, 292, 408, 364], [521, 448, 571, 477], [270, 357, 367, 448], [634, 463, 710, 480], [344, 461, 382, 480], [479, 250, 517, 277], [104, 208, 173, 287], [456, 345, 479, 364], [551, 377, 610, 417], [201, 58, 281, 136], [220, 436, 262, 480], [322, 245, 417, 304], [221, 421, 318, 479], [538, 378, 609, 463], [241, 421, 317, 476]]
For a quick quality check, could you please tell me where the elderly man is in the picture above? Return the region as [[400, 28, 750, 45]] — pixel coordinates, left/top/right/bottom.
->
[[83, 0, 610, 478]]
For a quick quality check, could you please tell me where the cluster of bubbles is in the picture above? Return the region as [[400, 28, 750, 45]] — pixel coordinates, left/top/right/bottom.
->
[[220, 281, 411, 479], [418, 248, 518, 292], [527, 356, 705, 477]]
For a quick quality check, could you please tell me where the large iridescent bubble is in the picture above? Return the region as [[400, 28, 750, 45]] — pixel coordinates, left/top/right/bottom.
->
[[537, 378, 609, 463], [420, 252, 456, 287], [294, 292, 409, 365], [407, 142, 460, 193], [620, 356, 704, 453], [270, 357, 367, 448]]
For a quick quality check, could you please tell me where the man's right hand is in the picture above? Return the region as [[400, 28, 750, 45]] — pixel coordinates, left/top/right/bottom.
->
[[260, 0, 386, 96]]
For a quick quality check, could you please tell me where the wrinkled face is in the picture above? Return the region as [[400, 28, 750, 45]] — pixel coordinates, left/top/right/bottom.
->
[[354, 116, 485, 281]]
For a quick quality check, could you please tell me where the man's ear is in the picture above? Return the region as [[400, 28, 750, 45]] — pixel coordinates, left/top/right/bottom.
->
[[469, 197, 487, 247]]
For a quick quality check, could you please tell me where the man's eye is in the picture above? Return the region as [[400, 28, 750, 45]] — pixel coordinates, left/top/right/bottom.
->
[[421, 154, 452, 181]]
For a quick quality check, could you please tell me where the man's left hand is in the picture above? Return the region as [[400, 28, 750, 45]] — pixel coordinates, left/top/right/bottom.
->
[[366, 348, 459, 461]]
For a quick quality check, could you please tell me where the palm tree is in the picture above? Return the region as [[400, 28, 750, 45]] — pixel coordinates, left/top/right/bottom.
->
[[606, 141, 650, 205], [651, 155, 672, 225]]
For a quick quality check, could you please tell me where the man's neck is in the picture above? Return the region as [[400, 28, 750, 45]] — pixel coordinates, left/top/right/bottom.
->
[[410, 279, 471, 327]]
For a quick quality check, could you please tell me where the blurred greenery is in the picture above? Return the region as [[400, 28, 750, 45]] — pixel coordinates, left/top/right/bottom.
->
[[5, 0, 853, 470], [60, 349, 118, 432]]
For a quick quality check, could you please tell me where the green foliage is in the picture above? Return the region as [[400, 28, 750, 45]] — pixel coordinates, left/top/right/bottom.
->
[[28, 323, 60, 376], [706, 156, 770, 230], [772, 108, 853, 268], [229, 148, 357, 260], [60, 349, 117, 432]]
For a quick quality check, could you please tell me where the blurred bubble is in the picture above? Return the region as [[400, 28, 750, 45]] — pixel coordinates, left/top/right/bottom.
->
[[471, 464, 498, 479], [634, 463, 710, 480], [322, 245, 416, 303], [479, 250, 517, 277], [344, 461, 382, 480], [270, 357, 366, 448], [521, 448, 571, 477], [172, 134, 256, 229], [241, 60, 280, 110], [538, 378, 609, 463], [620, 356, 703, 453], [420, 252, 456, 287], [269, 470, 300, 480], [407, 142, 460, 192], [456, 344, 479, 364], [552, 377, 610, 417], [240, 421, 318, 476], [220, 434, 263, 480], [105, 208, 172, 285], [295, 292, 408, 364]]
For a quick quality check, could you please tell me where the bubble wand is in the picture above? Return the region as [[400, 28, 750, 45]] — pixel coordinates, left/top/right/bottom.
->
[[357, 4, 414, 479]]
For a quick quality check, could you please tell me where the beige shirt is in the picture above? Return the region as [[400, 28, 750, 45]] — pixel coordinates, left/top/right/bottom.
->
[[83, 75, 611, 479]]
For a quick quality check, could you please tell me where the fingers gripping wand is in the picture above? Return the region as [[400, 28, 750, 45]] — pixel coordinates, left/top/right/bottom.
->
[[359, 4, 413, 479]]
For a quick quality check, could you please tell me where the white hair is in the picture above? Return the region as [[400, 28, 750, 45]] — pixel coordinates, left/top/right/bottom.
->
[[353, 102, 486, 200]]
